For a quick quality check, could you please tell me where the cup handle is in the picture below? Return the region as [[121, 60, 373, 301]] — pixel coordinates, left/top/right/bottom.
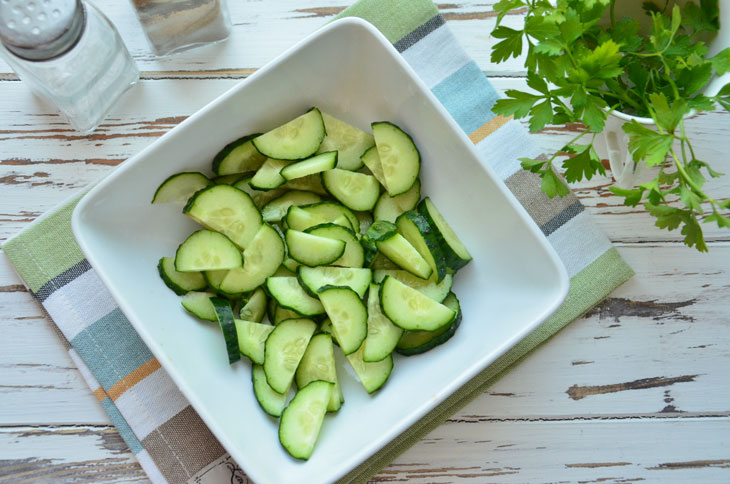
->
[[603, 122, 636, 189]]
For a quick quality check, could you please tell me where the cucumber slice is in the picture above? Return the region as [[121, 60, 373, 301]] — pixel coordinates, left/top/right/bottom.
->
[[266, 277, 325, 316], [318, 286, 367, 355], [250, 158, 290, 191], [252, 364, 290, 418], [397, 292, 462, 356], [213, 133, 267, 176], [417, 197, 472, 271], [298, 202, 359, 233], [158, 256, 206, 295], [264, 318, 317, 393], [235, 319, 273, 364], [204, 269, 228, 292], [174, 230, 243, 272], [317, 112, 374, 170], [360, 145, 388, 189], [345, 343, 393, 394], [372, 122, 420, 196], [374, 179, 421, 223], [379, 276, 456, 331], [363, 284, 403, 362], [367, 222, 432, 279], [280, 151, 337, 181], [233, 178, 287, 209], [373, 270, 453, 303], [152, 172, 212, 204], [184, 185, 263, 250], [282, 256, 301, 274], [285, 206, 353, 232], [210, 297, 241, 364], [297, 266, 372, 298], [395, 210, 444, 281], [240, 287, 267, 323], [261, 191, 322, 223], [285, 230, 346, 267], [281, 173, 328, 195], [295, 333, 343, 412], [321, 169, 380, 211], [306, 224, 364, 268], [213, 174, 249, 185], [253, 108, 325, 161], [279, 380, 333, 460], [181, 291, 217, 321], [272, 302, 303, 325], [219, 224, 285, 293]]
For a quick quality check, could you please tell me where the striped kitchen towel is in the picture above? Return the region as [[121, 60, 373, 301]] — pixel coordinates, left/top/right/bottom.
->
[[3, 0, 634, 483]]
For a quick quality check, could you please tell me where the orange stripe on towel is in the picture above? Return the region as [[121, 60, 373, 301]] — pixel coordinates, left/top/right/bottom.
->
[[468, 114, 512, 144], [108, 358, 161, 401]]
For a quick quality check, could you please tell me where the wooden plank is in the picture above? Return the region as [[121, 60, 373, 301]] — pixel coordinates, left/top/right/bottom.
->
[[2, 418, 730, 483], [1, 79, 728, 244], [0, 1, 528, 77], [0, 426, 147, 483], [1, 245, 727, 426]]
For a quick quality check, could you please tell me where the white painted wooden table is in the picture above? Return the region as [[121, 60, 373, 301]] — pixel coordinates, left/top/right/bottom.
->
[[1, 2, 729, 483]]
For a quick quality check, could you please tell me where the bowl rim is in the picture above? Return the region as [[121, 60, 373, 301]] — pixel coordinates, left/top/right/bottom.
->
[[72, 16, 570, 484]]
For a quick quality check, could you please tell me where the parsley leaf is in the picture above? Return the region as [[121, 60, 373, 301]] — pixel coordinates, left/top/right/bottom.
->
[[541, 169, 571, 198], [623, 121, 674, 166], [562, 146, 605, 182], [493, 90, 541, 119], [710, 47, 730, 75], [491, 26, 524, 63]]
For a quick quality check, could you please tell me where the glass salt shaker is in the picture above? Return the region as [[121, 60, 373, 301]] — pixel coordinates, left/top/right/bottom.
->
[[131, 0, 231, 56], [0, 0, 139, 133]]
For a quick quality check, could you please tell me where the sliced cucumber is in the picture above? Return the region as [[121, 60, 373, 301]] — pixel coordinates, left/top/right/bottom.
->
[[211, 297, 240, 364], [264, 318, 317, 393], [204, 269, 228, 292], [397, 292, 462, 356], [417, 197, 472, 272], [395, 210, 444, 281], [285, 230, 346, 267], [374, 179, 421, 223], [306, 224, 364, 268], [279, 380, 333, 460], [373, 270, 452, 303], [282, 256, 301, 274], [285, 205, 352, 232], [261, 191, 322, 223], [181, 291, 217, 321], [367, 221, 432, 279], [152, 172, 212, 204], [249, 158, 290, 191], [184, 185, 263, 250], [233, 178, 287, 209], [253, 108, 325, 161], [318, 286, 367, 355], [219, 224, 285, 293], [317, 112, 374, 170], [252, 364, 290, 418], [158, 256, 206, 295], [372, 121, 420, 196], [297, 266, 372, 298], [175, 230, 242, 272], [359, 145, 387, 188], [213, 133, 267, 176], [345, 343, 393, 394], [280, 151, 337, 181], [379, 276, 456, 331], [266, 277, 325, 316], [272, 302, 303, 325], [295, 333, 343, 412], [235, 319, 273, 364], [321, 169, 380, 212], [240, 287, 267, 323], [297, 202, 359, 233], [213, 174, 249, 185], [363, 284, 403, 362], [282, 173, 328, 196]]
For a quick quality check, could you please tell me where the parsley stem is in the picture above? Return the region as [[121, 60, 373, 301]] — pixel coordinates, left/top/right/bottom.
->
[[670, 148, 719, 206]]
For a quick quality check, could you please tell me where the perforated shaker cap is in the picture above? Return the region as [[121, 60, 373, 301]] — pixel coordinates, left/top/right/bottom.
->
[[0, 0, 85, 61]]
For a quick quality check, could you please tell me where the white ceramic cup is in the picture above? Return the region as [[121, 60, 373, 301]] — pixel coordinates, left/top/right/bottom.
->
[[594, 1, 729, 188]]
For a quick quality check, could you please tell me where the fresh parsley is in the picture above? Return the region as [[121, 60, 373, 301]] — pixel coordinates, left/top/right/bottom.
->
[[491, 0, 730, 251]]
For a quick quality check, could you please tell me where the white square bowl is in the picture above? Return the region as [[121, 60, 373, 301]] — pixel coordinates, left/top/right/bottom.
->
[[72, 17, 569, 484]]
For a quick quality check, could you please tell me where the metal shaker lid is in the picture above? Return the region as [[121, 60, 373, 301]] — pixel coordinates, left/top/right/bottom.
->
[[0, 0, 85, 60]]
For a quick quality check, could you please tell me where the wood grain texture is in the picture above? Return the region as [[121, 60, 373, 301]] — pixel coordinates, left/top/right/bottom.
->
[[1, 0, 729, 482]]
